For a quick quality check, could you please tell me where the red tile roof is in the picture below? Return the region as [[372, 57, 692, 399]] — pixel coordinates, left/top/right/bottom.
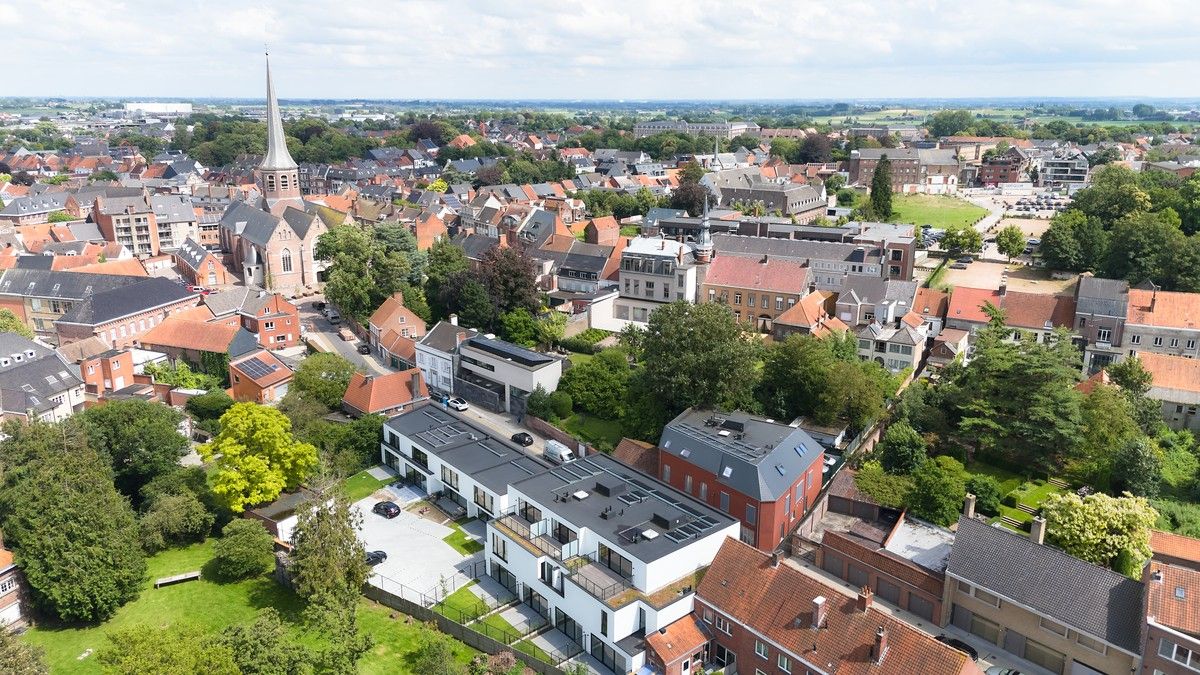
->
[[1127, 288, 1200, 330], [697, 538, 976, 675], [704, 254, 810, 294], [341, 368, 428, 415], [612, 438, 658, 475], [645, 614, 709, 665], [947, 286, 1000, 324], [1138, 352, 1200, 395], [1001, 291, 1075, 330], [1146, 562, 1200, 635], [369, 293, 427, 338], [1151, 530, 1200, 565], [915, 287, 949, 318], [141, 318, 237, 353]]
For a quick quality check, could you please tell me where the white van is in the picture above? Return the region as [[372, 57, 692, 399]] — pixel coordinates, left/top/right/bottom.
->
[[543, 439, 576, 465]]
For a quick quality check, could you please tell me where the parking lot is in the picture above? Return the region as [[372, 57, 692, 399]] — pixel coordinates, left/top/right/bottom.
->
[[353, 494, 484, 597]]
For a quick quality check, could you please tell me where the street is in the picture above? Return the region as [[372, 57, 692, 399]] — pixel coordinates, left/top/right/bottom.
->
[[296, 295, 390, 375]]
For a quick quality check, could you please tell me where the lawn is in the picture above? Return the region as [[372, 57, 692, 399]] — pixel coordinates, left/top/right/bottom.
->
[[890, 194, 988, 229], [561, 413, 623, 449], [473, 611, 521, 643], [567, 351, 594, 367], [359, 601, 479, 674], [964, 460, 1023, 496], [432, 580, 489, 622], [619, 225, 641, 237], [443, 518, 485, 555], [514, 638, 553, 663], [343, 469, 391, 501], [23, 540, 479, 675]]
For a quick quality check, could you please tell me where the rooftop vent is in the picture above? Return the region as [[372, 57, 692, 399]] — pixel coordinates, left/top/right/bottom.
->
[[572, 490, 589, 501], [641, 529, 659, 540], [717, 430, 731, 437]]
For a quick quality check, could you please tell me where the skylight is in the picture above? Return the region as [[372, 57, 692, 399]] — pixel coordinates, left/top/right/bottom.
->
[[721, 466, 732, 478]]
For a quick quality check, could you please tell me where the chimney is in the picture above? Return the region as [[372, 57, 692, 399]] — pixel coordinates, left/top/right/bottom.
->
[[856, 586, 873, 613], [410, 370, 422, 399], [1151, 287, 1158, 312], [998, 275, 1008, 298], [812, 596, 827, 628], [964, 493, 977, 518], [769, 552, 780, 568], [1030, 516, 1047, 545], [873, 626, 888, 664], [449, 314, 458, 326]]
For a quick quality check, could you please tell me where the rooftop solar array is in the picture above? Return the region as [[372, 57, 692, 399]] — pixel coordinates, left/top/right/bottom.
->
[[238, 356, 278, 379], [468, 336, 555, 367]]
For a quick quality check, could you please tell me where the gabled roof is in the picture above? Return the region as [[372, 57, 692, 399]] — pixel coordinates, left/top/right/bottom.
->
[[341, 368, 428, 415], [368, 293, 426, 336], [417, 321, 478, 353], [947, 286, 1001, 324], [231, 349, 292, 387], [947, 516, 1144, 653], [1151, 530, 1200, 567], [1001, 291, 1075, 331], [703, 253, 810, 294], [59, 277, 197, 326], [175, 237, 212, 273], [1145, 562, 1200, 636], [218, 200, 280, 247], [698, 538, 975, 675], [1139, 351, 1200, 397], [140, 318, 239, 354], [1127, 287, 1200, 330]]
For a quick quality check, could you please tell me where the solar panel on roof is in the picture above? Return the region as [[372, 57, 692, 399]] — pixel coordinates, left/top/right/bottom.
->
[[237, 357, 278, 380]]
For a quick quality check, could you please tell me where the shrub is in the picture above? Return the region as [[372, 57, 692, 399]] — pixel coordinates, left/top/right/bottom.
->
[[139, 493, 215, 553], [548, 391, 573, 419], [559, 336, 599, 354], [210, 519, 275, 580], [878, 421, 926, 475], [854, 460, 913, 509], [525, 385, 554, 420], [965, 475, 1003, 516], [186, 389, 234, 422]]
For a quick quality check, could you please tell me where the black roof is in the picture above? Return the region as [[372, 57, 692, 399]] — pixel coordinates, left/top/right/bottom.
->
[[465, 336, 556, 368], [59, 277, 197, 325], [947, 517, 1144, 653]]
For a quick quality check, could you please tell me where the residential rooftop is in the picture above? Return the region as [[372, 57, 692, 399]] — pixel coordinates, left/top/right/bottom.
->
[[510, 452, 738, 564]]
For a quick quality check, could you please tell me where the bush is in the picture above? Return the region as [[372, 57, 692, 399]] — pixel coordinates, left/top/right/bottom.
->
[[854, 460, 913, 509], [210, 519, 275, 580], [139, 492, 216, 553], [549, 391, 573, 419], [559, 336, 599, 354], [878, 421, 926, 475], [965, 475, 1003, 516], [186, 389, 234, 422]]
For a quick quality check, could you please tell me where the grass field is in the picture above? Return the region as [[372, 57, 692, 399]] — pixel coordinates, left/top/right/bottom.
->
[[561, 413, 623, 448], [890, 194, 988, 229], [474, 611, 521, 642], [432, 581, 489, 622], [442, 519, 485, 555], [567, 351, 594, 367], [514, 638, 553, 663], [343, 469, 391, 501], [22, 540, 478, 674]]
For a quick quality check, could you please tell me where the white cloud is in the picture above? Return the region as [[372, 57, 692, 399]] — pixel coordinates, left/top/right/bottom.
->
[[5, 0, 1199, 99]]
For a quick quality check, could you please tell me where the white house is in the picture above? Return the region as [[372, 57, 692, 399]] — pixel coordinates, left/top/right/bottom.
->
[[487, 453, 739, 674], [0, 335, 85, 422], [414, 319, 477, 395], [380, 407, 550, 519], [590, 236, 699, 333], [458, 336, 563, 413]]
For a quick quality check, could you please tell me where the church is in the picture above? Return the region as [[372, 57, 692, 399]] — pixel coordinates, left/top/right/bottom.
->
[[218, 54, 328, 294]]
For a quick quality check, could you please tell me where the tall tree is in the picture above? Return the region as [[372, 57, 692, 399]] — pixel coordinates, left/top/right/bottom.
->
[[293, 352, 358, 410], [869, 154, 893, 219], [424, 239, 470, 321], [0, 308, 32, 339], [1103, 210, 1186, 287], [1111, 437, 1162, 498], [905, 458, 966, 526], [0, 423, 146, 622], [440, 273, 495, 330], [81, 399, 189, 502], [316, 225, 411, 321], [200, 403, 318, 513], [289, 480, 372, 672], [878, 421, 927, 475], [478, 247, 540, 317], [217, 609, 313, 675], [797, 133, 832, 163], [625, 302, 761, 441], [995, 224, 1027, 260]]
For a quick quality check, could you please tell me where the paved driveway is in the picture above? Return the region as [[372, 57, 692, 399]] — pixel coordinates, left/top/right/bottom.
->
[[353, 496, 480, 599], [298, 296, 389, 374]]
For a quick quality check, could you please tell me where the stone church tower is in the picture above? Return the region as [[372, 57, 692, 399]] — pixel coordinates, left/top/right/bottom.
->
[[260, 53, 302, 215]]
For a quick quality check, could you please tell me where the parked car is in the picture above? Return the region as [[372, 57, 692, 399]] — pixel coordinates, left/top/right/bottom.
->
[[372, 501, 401, 519], [312, 301, 326, 311], [511, 432, 534, 447], [985, 668, 1022, 675], [447, 397, 469, 411], [357, 343, 371, 355], [935, 635, 979, 661], [338, 328, 355, 341], [957, 256, 974, 264], [949, 263, 969, 270], [1026, 238, 1041, 246], [327, 310, 342, 324], [187, 285, 210, 295], [365, 550, 388, 566]]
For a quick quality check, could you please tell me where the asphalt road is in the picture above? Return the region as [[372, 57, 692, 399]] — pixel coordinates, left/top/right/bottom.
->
[[297, 295, 389, 374]]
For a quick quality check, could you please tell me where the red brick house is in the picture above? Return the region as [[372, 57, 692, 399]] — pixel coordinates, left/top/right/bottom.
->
[[0, 543, 27, 630], [203, 288, 301, 349], [175, 237, 233, 287], [229, 349, 292, 403], [694, 538, 981, 675], [656, 408, 825, 551]]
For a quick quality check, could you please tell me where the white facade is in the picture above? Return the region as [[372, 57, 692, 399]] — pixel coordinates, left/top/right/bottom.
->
[[415, 342, 456, 394], [590, 237, 698, 332], [458, 338, 564, 413]]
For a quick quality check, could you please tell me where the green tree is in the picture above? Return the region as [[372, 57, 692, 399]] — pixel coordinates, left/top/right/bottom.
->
[[293, 352, 358, 410], [927, 110, 977, 137], [478, 247, 540, 317], [0, 629, 48, 675], [535, 311, 567, 349], [965, 475, 1003, 516], [98, 624, 238, 675], [289, 481, 372, 672], [139, 492, 215, 553], [424, 239, 471, 321], [1111, 437, 1162, 498], [217, 608, 313, 675], [1070, 383, 1141, 488], [1041, 491, 1158, 577], [200, 403, 318, 513], [498, 308, 538, 347], [82, 399, 189, 501], [905, 458, 966, 526], [941, 225, 983, 254], [210, 519, 276, 580], [412, 629, 467, 675], [316, 224, 411, 322], [427, 178, 449, 193], [525, 385, 554, 420], [185, 389, 235, 424], [144, 360, 221, 390], [625, 302, 760, 440], [995, 224, 1026, 260], [758, 333, 890, 429], [878, 421, 927, 475], [0, 308, 33, 338], [869, 154, 893, 219], [0, 423, 146, 622], [1103, 210, 1186, 287], [1072, 165, 1152, 227], [559, 348, 631, 419], [823, 173, 846, 193], [400, 282, 432, 323]]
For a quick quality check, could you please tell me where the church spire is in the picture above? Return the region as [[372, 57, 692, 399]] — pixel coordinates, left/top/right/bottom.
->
[[261, 51, 297, 171]]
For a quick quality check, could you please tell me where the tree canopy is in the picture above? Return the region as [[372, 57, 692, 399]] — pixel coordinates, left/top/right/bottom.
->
[[292, 352, 358, 409], [1042, 491, 1158, 578], [200, 403, 318, 513]]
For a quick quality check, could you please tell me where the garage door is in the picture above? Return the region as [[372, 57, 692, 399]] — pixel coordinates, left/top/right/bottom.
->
[[847, 564, 869, 589], [1070, 660, 1106, 675], [823, 550, 845, 577], [875, 578, 901, 605], [908, 594, 934, 622]]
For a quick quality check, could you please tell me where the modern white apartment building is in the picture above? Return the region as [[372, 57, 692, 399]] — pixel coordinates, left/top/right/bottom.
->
[[590, 236, 699, 332], [487, 454, 739, 674]]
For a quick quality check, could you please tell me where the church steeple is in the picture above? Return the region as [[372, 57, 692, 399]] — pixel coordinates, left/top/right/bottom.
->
[[259, 51, 301, 213]]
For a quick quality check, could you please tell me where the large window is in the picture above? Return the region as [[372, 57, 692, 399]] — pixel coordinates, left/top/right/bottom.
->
[[1159, 638, 1200, 670], [281, 248, 293, 273], [598, 543, 633, 581], [745, 503, 757, 525], [492, 534, 507, 562], [473, 486, 494, 515], [441, 466, 460, 491]]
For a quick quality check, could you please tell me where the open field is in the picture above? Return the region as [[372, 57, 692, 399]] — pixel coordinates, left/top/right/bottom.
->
[[890, 194, 988, 229]]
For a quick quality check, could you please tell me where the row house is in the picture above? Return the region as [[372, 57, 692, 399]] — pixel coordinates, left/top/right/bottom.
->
[[58, 336, 136, 396], [0, 334, 85, 423], [1074, 277, 1200, 374], [656, 408, 825, 551], [712, 235, 893, 294], [695, 538, 980, 675], [368, 292, 427, 369], [1140, 561, 1200, 675], [1132, 352, 1200, 433], [592, 236, 699, 332], [487, 452, 740, 675], [947, 282, 1076, 344], [699, 253, 811, 333], [0, 192, 75, 226], [771, 290, 848, 341], [202, 287, 301, 349]]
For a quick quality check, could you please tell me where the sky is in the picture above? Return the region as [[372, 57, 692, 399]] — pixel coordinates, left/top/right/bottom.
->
[[5, 0, 1200, 100]]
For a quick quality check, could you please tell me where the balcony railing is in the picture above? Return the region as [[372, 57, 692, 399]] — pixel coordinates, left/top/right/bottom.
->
[[494, 514, 579, 561], [562, 552, 632, 603]]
